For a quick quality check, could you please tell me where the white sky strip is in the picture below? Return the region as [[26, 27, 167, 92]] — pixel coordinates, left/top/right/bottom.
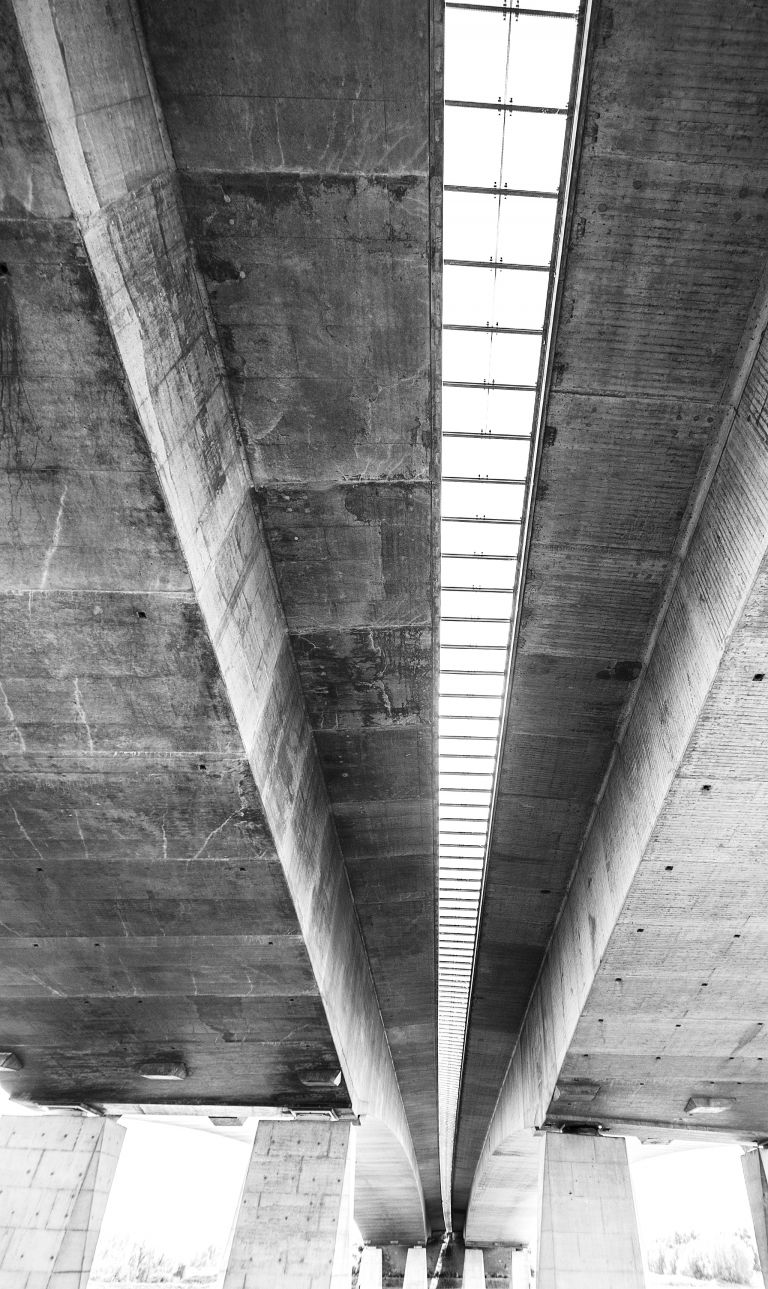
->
[[438, 0, 581, 1228]]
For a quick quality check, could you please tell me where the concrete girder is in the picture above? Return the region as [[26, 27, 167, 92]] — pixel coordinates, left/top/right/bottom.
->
[[464, 256, 768, 1241], [10, 0, 428, 1242]]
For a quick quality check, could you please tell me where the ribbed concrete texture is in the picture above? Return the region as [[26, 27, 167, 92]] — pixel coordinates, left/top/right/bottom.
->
[[462, 1248, 484, 1287], [0, 1114, 125, 1288], [537, 1135, 644, 1289], [742, 1148, 768, 1279], [403, 1247, 428, 1288], [224, 1119, 354, 1289], [359, 1248, 383, 1289]]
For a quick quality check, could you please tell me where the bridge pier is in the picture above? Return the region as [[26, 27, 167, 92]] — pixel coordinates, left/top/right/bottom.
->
[[0, 1115, 124, 1287], [359, 1246, 383, 1288], [403, 1245, 428, 1287], [224, 1119, 355, 1289], [537, 1134, 644, 1289], [462, 1248, 485, 1286], [742, 1147, 768, 1280]]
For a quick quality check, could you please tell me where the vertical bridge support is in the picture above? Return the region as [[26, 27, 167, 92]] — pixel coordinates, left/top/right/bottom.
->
[[358, 1247, 383, 1289], [403, 1246, 428, 1287], [0, 1115, 124, 1286], [463, 1248, 485, 1286], [224, 1119, 355, 1289], [537, 1134, 645, 1289], [742, 1147, 768, 1280]]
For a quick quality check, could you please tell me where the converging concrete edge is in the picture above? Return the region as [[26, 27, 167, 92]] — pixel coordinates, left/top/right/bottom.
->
[[11, 0, 428, 1242], [465, 277, 768, 1241]]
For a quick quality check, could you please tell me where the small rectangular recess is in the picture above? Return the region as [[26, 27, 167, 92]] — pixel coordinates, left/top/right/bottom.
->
[[443, 190, 558, 265], [441, 588, 515, 620], [442, 434, 531, 481], [440, 619, 511, 648], [440, 692, 503, 717], [441, 523, 521, 565], [443, 329, 542, 387], [442, 480, 525, 521], [440, 646, 507, 672], [442, 384, 537, 435], [441, 557, 517, 593], [440, 671, 505, 696], [445, 106, 567, 190], [443, 264, 549, 332]]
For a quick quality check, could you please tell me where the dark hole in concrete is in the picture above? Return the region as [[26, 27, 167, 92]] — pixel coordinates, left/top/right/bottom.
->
[[701, 783, 712, 792], [0, 264, 8, 276], [755, 673, 765, 681], [637, 927, 644, 932], [665, 865, 673, 871], [734, 933, 741, 938], [136, 609, 147, 619], [615, 977, 622, 983], [540, 888, 551, 894], [701, 982, 708, 987], [198, 763, 206, 771]]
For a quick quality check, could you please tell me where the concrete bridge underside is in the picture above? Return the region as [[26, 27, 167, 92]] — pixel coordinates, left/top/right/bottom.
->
[[0, 0, 440, 1243], [458, 0, 768, 1246], [3, 0, 768, 1264]]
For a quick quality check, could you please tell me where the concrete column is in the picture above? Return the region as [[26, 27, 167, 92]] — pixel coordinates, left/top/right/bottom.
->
[[358, 1247, 382, 1289], [403, 1246, 427, 1288], [742, 1147, 768, 1278], [510, 1249, 531, 1288], [224, 1118, 354, 1289], [537, 1134, 644, 1289], [463, 1247, 485, 1287], [0, 1114, 124, 1287]]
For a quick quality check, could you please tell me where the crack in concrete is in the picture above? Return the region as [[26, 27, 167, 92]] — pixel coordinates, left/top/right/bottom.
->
[[0, 680, 25, 753], [11, 806, 44, 860], [73, 809, 88, 858], [72, 677, 95, 753], [193, 809, 241, 860], [39, 482, 67, 589]]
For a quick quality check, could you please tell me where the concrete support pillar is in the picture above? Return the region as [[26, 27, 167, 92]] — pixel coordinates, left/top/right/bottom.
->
[[0, 1114, 124, 1287], [463, 1247, 485, 1287], [358, 1247, 382, 1289], [224, 1118, 354, 1289], [537, 1134, 644, 1289], [510, 1249, 531, 1288], [742, 1147, 768, 1278], [403, 1246, 427, 1288]]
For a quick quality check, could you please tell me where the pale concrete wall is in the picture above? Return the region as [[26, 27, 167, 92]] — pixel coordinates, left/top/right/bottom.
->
[[462, 1248, 485, 1287], [0, 1114, 124, 1288], [742, 1148, 768, 1279], [509, 1249, 531, 1289], [537, 1135, 644, 1289], [358, 1247, 382, 1289], [403, 1247, 427, 1288], [224, 1119, 353, 1289]]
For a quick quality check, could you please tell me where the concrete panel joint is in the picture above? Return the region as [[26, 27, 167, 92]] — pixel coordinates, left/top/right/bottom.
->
[[224, 1118, 355, 1289], [0, 1114, 125, 1288], [537, 1134, 644, 1289]]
